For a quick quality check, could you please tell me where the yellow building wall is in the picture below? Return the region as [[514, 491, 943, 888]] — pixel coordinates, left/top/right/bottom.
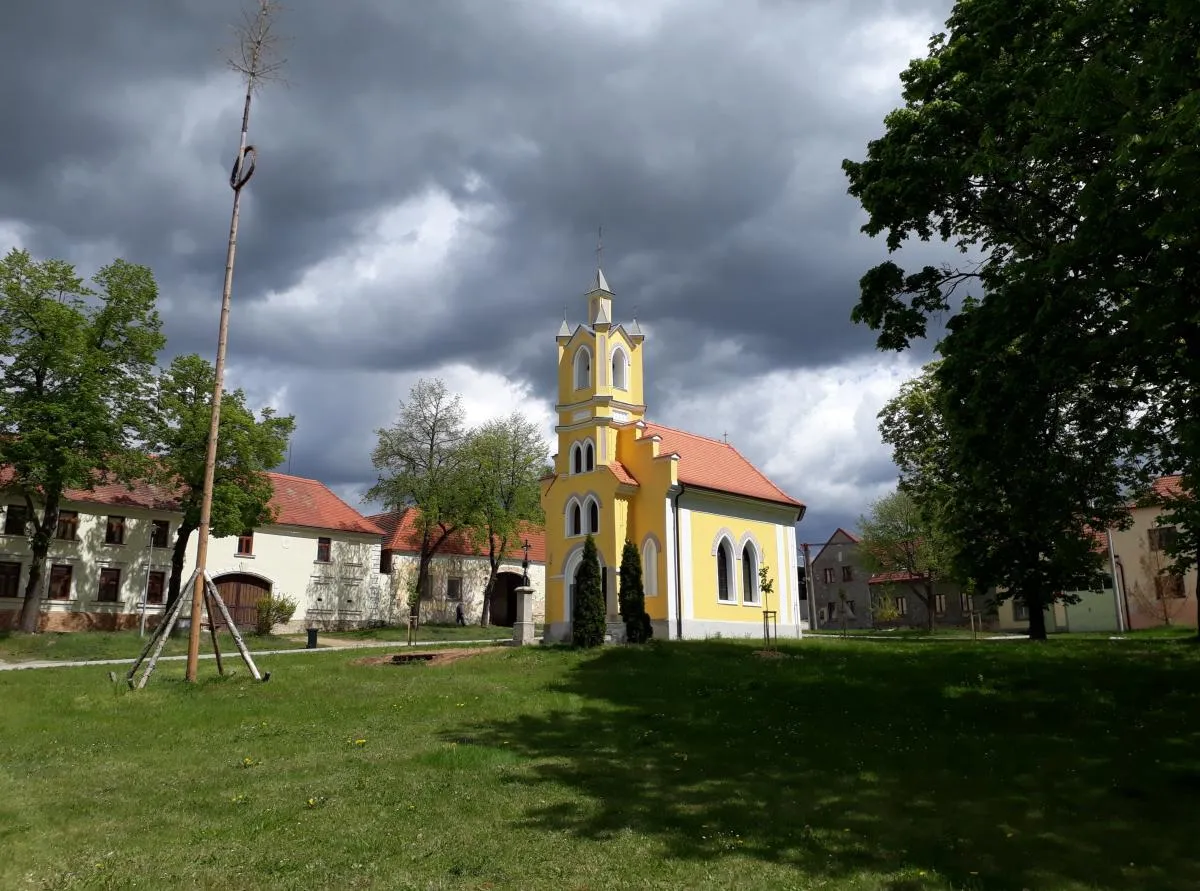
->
[[687, 507, 788, 623]]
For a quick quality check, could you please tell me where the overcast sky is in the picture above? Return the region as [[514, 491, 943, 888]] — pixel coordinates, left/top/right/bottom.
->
[[1, 0, 957, 548]]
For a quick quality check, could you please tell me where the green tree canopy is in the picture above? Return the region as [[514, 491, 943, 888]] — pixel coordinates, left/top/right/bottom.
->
[[841, 0, 1192, 635], [150, 353, 295, 608], [368, 378, 475, 619], [460, 411, 548, 626], [0, 249, 165, 632]]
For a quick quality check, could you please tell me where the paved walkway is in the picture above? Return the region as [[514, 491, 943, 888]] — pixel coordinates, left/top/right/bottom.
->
[[0, 638, 506, 672]]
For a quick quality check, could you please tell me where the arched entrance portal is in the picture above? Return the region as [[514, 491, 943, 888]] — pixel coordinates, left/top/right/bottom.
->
[[489, 571, 525, 627], [211, 573, 271, 630]]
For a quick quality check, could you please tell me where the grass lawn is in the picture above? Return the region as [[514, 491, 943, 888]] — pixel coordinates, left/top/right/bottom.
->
[[312, 622, 529, 644], [1, 636, 1198, 890], [0, 629, 310, 663]]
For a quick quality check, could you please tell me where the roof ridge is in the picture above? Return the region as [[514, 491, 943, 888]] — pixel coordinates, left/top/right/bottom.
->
[[643, 420, 730, 446]]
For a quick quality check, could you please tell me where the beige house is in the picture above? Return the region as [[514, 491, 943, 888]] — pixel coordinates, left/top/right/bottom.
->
[[370, 509, 546, 626], [0, 471, 386, 633], [995, 475, 1196, 633]]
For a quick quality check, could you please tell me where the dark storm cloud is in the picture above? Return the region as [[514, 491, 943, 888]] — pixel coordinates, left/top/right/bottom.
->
[[1, 0, 957, 539]]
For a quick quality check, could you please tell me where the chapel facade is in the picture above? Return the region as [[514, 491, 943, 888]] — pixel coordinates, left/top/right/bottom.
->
[[540, 266, 807, 642]]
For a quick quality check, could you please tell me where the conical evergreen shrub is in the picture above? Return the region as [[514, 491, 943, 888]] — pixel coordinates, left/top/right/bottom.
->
[[572, 534, 606, 647], [618, 538, 653, 643]]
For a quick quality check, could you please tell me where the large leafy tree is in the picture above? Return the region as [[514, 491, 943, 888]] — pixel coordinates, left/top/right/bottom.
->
[[368, 378, 474, 621], [840, 0, 1193, 636], [856, 489, 953, 632], [0, 249, 164, 633], [150, 354, 294, 610], [460, 412, 547, 626], [572, 534, 606, 648]]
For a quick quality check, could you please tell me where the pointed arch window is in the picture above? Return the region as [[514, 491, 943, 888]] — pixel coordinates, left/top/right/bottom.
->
[[588, 499, 600, 534], [573, 347, 592, 390], [570, 502, 582, 537], [585, 441, 595, 471], [643, 539, 659, 597], [572, 444, 583, 475], [717, 541, 734, 602], [742, 544, 758, 604], [612, 347, 628, 390]]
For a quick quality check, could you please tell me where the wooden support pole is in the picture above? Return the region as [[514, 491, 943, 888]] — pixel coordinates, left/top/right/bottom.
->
[[204, 588, 225, 676], [204, 574, 263, 681]]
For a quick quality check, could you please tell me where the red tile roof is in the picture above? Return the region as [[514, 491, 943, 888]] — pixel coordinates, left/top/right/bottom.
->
[[263, 473, 384, 535], [642, 422, 804, 509], [1, 465, 382, 536], [1150, 475, 1184, 499], [607, 462, 639, 487], [369, 508, 546, 563], [868, 570, 926, 585]]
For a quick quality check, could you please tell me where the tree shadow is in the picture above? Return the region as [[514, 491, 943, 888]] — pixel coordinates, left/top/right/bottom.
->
[[442, 639, 1200, 890]]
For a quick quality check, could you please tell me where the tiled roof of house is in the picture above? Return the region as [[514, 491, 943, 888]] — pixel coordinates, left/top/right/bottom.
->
[[263, 473, 384, 535], [641, 422, 804, 509], [368, 508, 547, 563], [1, 465, 382, 536], [1150, 475, 1184, 499], [868, 570, 925, 585]]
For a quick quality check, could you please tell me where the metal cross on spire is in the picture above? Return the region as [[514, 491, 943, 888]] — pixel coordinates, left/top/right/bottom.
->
[[596, 225, 603, 269]]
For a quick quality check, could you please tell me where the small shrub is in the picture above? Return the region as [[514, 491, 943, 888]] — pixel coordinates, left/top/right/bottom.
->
[[572, 535, 606, 648], [255, 593, 297, 635]]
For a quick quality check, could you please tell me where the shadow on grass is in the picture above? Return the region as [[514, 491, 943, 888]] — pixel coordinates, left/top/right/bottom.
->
[[445, 638, 1200, 890]]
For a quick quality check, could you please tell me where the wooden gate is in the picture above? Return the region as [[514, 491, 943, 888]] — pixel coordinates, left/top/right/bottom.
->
[[211, 573, 270, 630]]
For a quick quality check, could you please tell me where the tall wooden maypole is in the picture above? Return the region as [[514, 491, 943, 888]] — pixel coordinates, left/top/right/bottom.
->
[[186, 0, 287, 682]]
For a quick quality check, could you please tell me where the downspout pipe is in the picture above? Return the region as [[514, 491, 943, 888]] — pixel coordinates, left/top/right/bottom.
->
[[673, 484, 685, 640]]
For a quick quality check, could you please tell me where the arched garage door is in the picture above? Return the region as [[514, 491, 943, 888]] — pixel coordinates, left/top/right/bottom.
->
[[212, 573, 271, 630]]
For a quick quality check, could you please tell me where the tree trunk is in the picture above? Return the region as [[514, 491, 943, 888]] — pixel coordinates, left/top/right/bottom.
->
[[415, 549, 433, 629], [1026, 589, 1048, 641], [924, 580, 936, 632], [479, 565, 498, 627], [166, 522, 197, 612], [18, 496, 61, 633]]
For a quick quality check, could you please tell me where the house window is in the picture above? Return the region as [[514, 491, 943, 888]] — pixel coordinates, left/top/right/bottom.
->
[[447, 577, 463, 601], [717, 542, 734, 602], [842, 565, 853, 582], [844, 600, 856, 619], [48, 564, 72, 600], [3, 505, 27, 536], [1148, 526, 1178, 552], [612, 348, 628, 390], [935, 593, 947, 615], [146, 570, 166, 605], [960, 591, 971, 612], [0, 561, 21, 598], [237, 531, 254, 556], [896, 595, 908, 616], [317, 537, 332, 563], [55, 511, 79, 541], [150, 520, 171, 549], [1014, 599, 1030, 621], [573, 347, 592, 390], [97, 567, 121, 603], [379, 549, 393, 574], [585, 442, 595, 471], [570, 503, 582, 537], [643, 540, 659, 596], [572, 444, 583, 474], [588, 499, 599, 534], [105, 516, 126, 545], [742, 544, 758, 604], [1155, 574, 1186, 599], [823, 567, 835, 584]]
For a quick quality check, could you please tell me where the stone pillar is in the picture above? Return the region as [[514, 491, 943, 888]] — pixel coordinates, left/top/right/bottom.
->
[[513, 586, 537, 646]]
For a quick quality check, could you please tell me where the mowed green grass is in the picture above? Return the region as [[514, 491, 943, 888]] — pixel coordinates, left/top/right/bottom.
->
[[1, 636, 1198, 890], [0, 629, 308, 663]]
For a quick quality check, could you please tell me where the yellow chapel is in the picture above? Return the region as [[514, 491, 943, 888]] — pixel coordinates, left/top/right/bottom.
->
[[540, 265, 807, 642]]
